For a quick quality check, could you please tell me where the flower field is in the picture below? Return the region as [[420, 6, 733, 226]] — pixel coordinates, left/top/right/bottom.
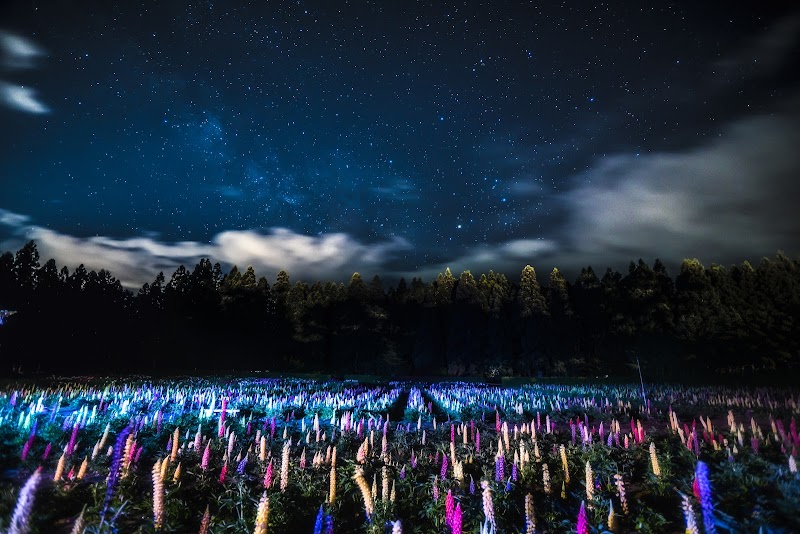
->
[[0, 378, 798, 533]]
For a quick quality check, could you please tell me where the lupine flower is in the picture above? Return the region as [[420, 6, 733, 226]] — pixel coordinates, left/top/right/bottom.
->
[[585, 461, 594, 502], [219, 461, 228, 483], [680, 491, 698, 534], [353, 467, 374, 519], [42, 442, 52, 461], [452, 502, 463, 534], [8, 467, 43, 534], [313, 505, 324, 534], [329, 464, 337, 503], [481, 480, 496, 532], [559, 445, 569, 484], [432, 475, 439, 501], [614, 473, 628, 514], [391, 519, 402, 534], [67, 423, 79, 456], [280, 441, 290, 492], [324, 514, 334, 534], [576, 501, 589, 534], [264, 459, 274, 488], [152, 460, 165, 530], [524, 493, 535, 534], [441, 454, 449, 478], [495, 455, 505, 481], [201, 443, 211, 471], [54, 452, 66, 482], [542, 464, 551, 494], [70, 507, 86, 534], [199, 505, 211, 534], [253, 492, 269, 534], [77, 456, 88, 480], [695, 461, 717, 534], [650, 442, 661, 477], [445, 489, 455, 528], [470, 476, 476, 494], [237, 456, 248, 474]]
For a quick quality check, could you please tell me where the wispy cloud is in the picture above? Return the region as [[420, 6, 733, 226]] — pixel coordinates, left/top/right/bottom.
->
[[0, 31, 49, 114], [0, 30, 46, 69], [559, 105, 800, 271], [0, 210, 412, 288], [0, 82, 50, 114]]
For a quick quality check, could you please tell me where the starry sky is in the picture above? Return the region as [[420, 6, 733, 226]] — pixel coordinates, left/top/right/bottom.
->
[[1, 1, 799, 288]]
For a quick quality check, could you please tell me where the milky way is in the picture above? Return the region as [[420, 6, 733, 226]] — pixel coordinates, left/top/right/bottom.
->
[[1, 2, 798, 287]]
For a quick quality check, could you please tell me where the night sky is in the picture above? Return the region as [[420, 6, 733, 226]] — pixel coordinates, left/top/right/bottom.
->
[[1, 2, 799, 288]]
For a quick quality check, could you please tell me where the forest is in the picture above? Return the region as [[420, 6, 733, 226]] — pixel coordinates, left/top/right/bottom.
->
[[0, 241, 798, 380]]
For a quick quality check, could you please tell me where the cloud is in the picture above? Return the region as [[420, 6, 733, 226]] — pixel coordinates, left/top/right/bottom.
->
[[0, 31, 46, 69], [0, 211, 412, 288], [713, 12, 800, 82], [406, 238, 559, 282], [0, 82, 50, 114], [560, 107, 800, 271]]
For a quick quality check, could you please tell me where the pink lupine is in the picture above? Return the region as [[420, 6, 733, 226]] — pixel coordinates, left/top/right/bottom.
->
[[264, 459, 274, 488], [445, 489, 455, 528], [452, 502, 462, 534], [201, 443, 211, 471], [219, 461, 228, 483], [576, 501, 589, 534]]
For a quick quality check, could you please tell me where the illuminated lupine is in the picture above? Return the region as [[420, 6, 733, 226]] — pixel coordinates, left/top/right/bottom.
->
[[680, 492, 698, 534], [576, 501, 589, 534], [559, 445, 569, 484], [152, 459, 165, 530], [650, 442, 661, 477], [695, 461, 717, 534], [280, 441, 290, 491], [8, 467, 43, 534], [353, 467, 374, 519], [201, 443, 211, 471], [481, 480, 496, 533], [70, 507, 86, 534], [524, 493, 536, 534], [585, 461, 594, 503], [253, 492, 269, 534], [542, 464, 551, 494], [614, 473, 628, 514]]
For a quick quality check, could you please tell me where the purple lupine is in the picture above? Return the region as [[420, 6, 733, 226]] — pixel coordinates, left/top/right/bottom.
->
[[476, 430, 480, 453], [452, 502, 463, 534], [695, 461, 717, 534], [313, 505, 324, 534], [100, 423, 134, 524], [67, 423, 79, 456], [495, 455, 505, 481], [505, 477, 512, 492], [324, 514, 334, 534], [237, 457, 248, 474], [511, 462, 518, 482], [441, 454, 448, 479], [8, 466, 43, 534], [451, 424, 455, 443], [469, 477, 475, 494], [399, 465, 406, 480], [42, 442, 52, 461], [576, 500, 589, 534]]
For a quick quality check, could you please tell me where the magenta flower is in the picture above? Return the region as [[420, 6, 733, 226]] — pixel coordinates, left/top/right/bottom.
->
[[576, 501, 589, 534], [445, 489, 454, 528]]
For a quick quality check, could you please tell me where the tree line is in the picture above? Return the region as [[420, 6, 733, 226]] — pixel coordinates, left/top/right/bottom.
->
[[0, 240, 798, 381]]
